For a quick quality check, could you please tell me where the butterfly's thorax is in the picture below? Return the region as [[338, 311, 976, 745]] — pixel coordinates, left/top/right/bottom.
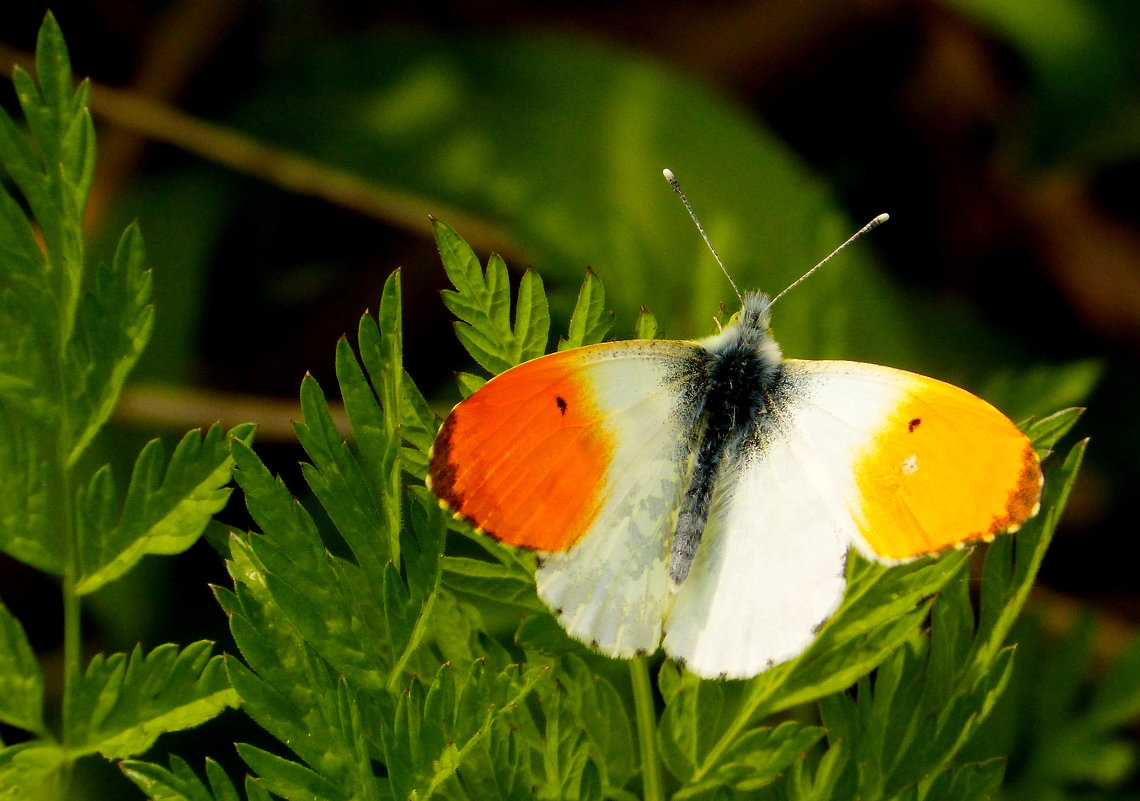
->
[[670, 292, 784, 586]]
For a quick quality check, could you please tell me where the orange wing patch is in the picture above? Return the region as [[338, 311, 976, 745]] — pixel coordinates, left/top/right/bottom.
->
[[852, 375, 1043, 561], [428, 350, 615, 551]]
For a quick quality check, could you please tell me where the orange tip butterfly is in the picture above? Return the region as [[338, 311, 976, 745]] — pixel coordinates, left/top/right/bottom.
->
[[427, 170, 1043, 679]]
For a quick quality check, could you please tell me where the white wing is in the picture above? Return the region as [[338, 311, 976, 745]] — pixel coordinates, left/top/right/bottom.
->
[[534, 342, 698, 657], [661, 360, 903, 678]]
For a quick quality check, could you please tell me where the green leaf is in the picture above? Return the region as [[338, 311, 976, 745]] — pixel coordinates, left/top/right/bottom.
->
[[633, 306, 658, 339], [0, 15, 248, 795], [918, 758, 1006, 801], [400, 372, 438, 479], [535, 685, 594, 801], [227, 464, 391, 689], [224, 638, 351, 788], [296, 368, 393, 579], [786, 740, 847, 801], [0, 742, 67, 801], [560, 268, 613, 350], [75, 423, 252, 595], [0, 410, 58, 572], [0, 598, 43, 733], [65, 642, 238, 759], [973, 439, 1087, 674], [237, 743, 347, 801], [435, 219, 550, 374], [380, 661, 548, 801], [343, 269, 406, 561], [456, 371, 486, 398], [437, 717, 537, 801], [658, 671, 729, 784], [384, 488, 447, 688], [0, 181, 55, 431], [1023, 406, 1084, 454], [684, 721, 824, 797], [121, 756, 244, 801], [441, 556, 545, 613], [65, 223, 154, 463], [2, 13, 93, 349], [558, 656, 635, 792]]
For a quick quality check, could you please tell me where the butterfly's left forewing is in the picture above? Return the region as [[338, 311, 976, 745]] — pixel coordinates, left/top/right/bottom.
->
[[429, 340, 704, 656]]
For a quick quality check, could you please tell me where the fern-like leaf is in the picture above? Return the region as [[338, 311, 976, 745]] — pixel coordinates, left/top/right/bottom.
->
[[0, 411, 56, 573], [435, 218, 550, 373], [121, 756, 249, 801], [0, 743, 67, 801], [229, 440, 391, 690], [560, 267, 613, 350], [64, 223, 154, 463], [0, 599, 42, 734], [76, 423, 253, 595], [785, 437, 1086, 801], [380, 661, 548, 801], [65, 642, 237, 760]]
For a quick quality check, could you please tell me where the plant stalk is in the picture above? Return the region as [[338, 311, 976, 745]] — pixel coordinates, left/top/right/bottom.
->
[[630, 656, 664, 801]]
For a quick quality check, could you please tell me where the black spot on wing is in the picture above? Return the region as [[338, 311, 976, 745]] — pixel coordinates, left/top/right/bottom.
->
[[555, 395, 568, 415], [908, 417, 922, 432]]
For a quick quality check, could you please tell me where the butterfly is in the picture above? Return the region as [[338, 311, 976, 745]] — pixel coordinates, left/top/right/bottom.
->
[[427, 172, 1043, 679]]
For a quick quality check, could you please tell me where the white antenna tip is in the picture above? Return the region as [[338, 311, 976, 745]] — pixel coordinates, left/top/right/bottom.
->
[[662, 168, 676, 182], [873, 212, 890, 224]]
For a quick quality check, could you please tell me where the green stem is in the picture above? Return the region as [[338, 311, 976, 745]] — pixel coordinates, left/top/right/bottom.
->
[[53, 430, 81, 801], [61, 573, 81, 726], [630, 656, 664, 801]]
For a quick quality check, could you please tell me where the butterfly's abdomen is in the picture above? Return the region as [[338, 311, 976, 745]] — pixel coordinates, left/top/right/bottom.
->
[[669, 342, 782, 585]]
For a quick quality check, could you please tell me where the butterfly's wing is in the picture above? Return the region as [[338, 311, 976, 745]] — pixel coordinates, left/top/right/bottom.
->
[[663, 359, 1042, 679], [429, 340, 704, 656]]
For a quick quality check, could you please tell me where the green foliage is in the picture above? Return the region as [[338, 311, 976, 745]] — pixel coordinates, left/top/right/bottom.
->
[[127, 219, 1085, 801], [962, 609, 1140, 801], [65, 642, 237, 760], [0, 15, 243, 798], [0, 12, 1114, 801], [438, 226, 550, 375], [132, 268, 556, 801], [77, 422, 252, 595], [121, 756, 263, 801]]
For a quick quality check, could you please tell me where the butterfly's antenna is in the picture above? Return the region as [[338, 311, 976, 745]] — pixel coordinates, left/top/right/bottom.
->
[[663, 168, 743, 304], [769, 212, 890, 308]]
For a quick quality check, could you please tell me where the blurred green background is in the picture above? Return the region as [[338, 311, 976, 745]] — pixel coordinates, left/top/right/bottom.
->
[[1, 1, 1138, 798]]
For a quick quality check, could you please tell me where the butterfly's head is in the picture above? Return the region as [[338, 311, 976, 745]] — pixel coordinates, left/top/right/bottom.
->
[[738, 291, 773, 331], [702, 291, 782, 365]]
